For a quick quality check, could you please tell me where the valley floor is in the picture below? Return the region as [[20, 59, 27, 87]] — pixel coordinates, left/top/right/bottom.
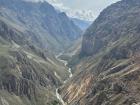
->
[[55, 54, 73, 105]]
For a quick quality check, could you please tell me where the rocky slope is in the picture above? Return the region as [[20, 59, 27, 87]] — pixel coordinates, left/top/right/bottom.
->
[[59, 0, 140, 104], [0, 0, 81, 53], [0, 15, 72, 105], [0, 0, 82, 104]]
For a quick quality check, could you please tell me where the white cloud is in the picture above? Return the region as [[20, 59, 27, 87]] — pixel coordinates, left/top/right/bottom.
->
[[45, 0, 95, 21], [24, 0, 120, 21], [64, 9, 95, 21]]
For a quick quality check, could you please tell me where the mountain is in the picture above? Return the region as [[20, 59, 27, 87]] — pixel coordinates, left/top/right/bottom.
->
[[0, 0, 82, 104], [59, 0, 140, 104], [45, 0, 95, 21], [65, 10, 95, 22], [0, 16, 71, 105], [0, 0, 81, 53], [71, 18, 92, 31]]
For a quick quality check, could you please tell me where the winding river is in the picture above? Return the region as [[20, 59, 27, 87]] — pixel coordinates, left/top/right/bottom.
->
[[55, 54, 73, 105]]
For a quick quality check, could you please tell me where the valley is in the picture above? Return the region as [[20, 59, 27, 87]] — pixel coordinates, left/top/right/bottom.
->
[[0, 0, 140, 105], [55, 53, 73, 105], [0, 0, 80, 104]]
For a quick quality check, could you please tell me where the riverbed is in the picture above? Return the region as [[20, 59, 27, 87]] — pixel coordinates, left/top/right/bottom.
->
[[55, 54, 73, 105]]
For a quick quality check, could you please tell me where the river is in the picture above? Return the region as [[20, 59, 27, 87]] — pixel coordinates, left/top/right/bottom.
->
[[55, 54, 73, 105]]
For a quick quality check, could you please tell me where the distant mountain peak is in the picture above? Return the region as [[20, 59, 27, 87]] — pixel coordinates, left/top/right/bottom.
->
[[56, 7, 95, 21]]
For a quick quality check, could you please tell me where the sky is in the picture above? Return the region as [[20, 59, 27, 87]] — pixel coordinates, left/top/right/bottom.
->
[[46, 0, 120, 21], [28, 0, 120, 21]]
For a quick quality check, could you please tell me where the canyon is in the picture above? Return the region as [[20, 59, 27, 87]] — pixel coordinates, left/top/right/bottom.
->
[[0, 0, 140, 105], [59, 0, 140, 104]]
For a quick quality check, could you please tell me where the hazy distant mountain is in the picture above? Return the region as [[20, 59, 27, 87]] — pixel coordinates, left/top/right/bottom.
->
[[67, 10, 95, 21], [60, 0, 140, 104], [71, 18, 92, 31]]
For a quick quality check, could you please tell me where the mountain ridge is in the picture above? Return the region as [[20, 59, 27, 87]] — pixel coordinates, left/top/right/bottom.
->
[[0, 0, 81, 53], [60, 0, 140, 104], [0, 0, 82, 104]]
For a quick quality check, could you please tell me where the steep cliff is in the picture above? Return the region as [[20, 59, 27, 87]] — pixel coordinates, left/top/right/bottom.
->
[[60, 0, 140, 104], [0, 9, 71, 105], [0, 0, 81, 53]]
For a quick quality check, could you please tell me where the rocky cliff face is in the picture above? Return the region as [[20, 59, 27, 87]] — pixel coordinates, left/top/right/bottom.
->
[[81, 0, 140, 56], [0, 0, 81, 53], [0, 50, 61, 105], [0, 4, 71, 104], [60, 0, 140, 104]]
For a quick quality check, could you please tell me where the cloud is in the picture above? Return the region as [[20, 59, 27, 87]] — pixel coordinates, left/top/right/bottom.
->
[[46, 0, 69, 11], [65, 9, 95, 21], [24, 0, 94, 21], [24, 0, 45, 2], [45, 0, 95, 21], [24, 0, 120, 21]]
